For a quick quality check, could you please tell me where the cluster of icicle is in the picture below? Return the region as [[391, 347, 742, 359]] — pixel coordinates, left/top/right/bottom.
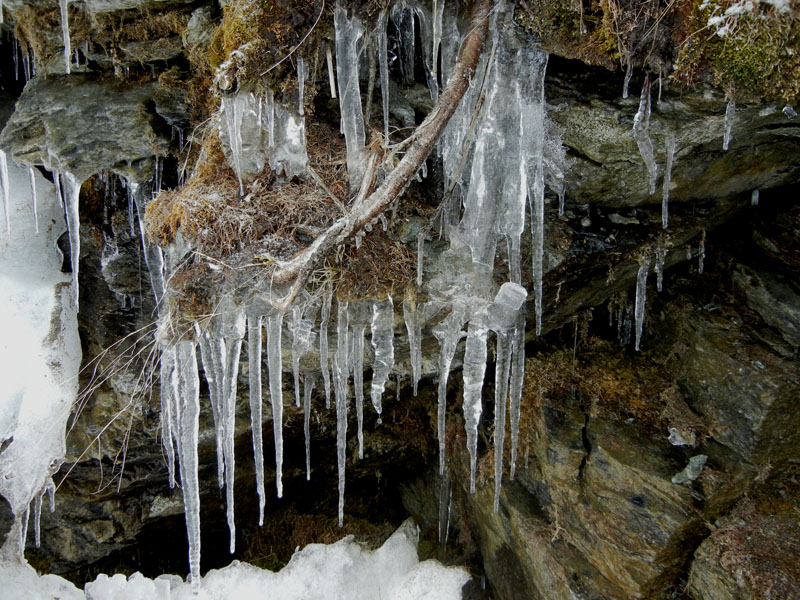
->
[[150, 0, 580, 590]]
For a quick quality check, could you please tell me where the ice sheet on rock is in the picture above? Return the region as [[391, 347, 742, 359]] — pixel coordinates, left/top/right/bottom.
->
[[433, 304, 467, 475], [320, 290, 332, 409], [403, 300, 423, 396], [333, 300, 351, 526], [334, 5, 367, 191], [370, 296, 394, 419], [59, 0, 71, 75], [632, 76, 658, 195], [723, 100, 735, 150], [247, 311, 266, 526], [662, 132, 676, 229], [634, 256, 650, 351], [266, 311, 285, 498], [463, 320, 488, 494]]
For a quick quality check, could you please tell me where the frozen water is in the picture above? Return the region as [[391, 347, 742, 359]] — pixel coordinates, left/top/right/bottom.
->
[[751, 189, 759, 206], [266, 312, 285, 498], [247, 311, 266, 526], [370, 296, 394, 418], [402, 300, 423, 396], [662, 132, 676, 229], [334, 5, 367, 191], [59, 0, 71, 75], [351, 319, 366, 459], [634, 256, 650, 351], [723, 100, 735, 150], [463, 321, 488, 494], [27, 168, 38, 234], [291, 307, 316, 408], [304, 375, 315, 481], [320, 290, 332, 409], [632, 76, 658, 195], [508, 318, 525, 479], [433, 304, 466, 475], [378, 7, 390, 143], [333, 300, 351, 526]]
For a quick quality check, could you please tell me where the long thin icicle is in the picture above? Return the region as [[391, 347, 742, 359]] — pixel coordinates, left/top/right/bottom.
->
[[320, 290, 332, 409], [370, 296, 394, 420], [378, 7, 390, 144], [63, 172, 82, 308], [433, 305, 466, 475], [0, 150, 9, 234], [634, 256, 650, 351], [160, 345, 178, 488], [174, 341, 201, 592], [493, 330, 510, 512], [508, 316, 525, 479], [333, 300, 351, 526], [463, 321, 488, 494], [352, 320, 366, 459], [304, 375, 315, 481], [266, 312, 285, 498], [403, 300, 422, 396], [662, 132, 676, 229], [27, 167, 38, 233], [723, 100, 735, 150], [221, 310, 245, 554], [59, 0, 71, 75], [247, 311, 266, 526], [632, 76, 658, 195], [197, 330, 226, 488], [291, 307, 315, 408]]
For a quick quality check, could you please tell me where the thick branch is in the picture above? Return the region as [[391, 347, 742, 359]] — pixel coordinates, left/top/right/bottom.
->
[[271, 0, 491, 298]]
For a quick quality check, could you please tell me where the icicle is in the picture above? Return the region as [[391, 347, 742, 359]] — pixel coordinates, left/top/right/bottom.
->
[[53, 170, 63, 208], [33, 491, 42, 548], [197, 330, 226, 489], [634, 256, 650, 351], [291, 307, 316, 408], [304, 375, 315, 481], [403, 301, 422, 396], [438, 469, 451, 552], [127, 186, 136, 236], [632, 76, 658, 195], [0, 150, 10, 234], [59, 0, 71, 75], [63, 172, 82, 309], [493, 330, 510, 512], [334, 5, 367, 190], [266, 312, 285, 498], [662, 132, 676, 229], [416, 233, 424, 287], [333, 300, 351, 527], [370, 296, 394, 420], [222, 97, 245, 196], [391, 2, 415, 85], [320, 290, 332, 409], [432, 0, 444, 83], [558, 189, 566, 217], [351, 318, 366, 459], [297, 56, 306, 116], [655, 234, 667, 293], [751, 189, 759, 206], [463, 321, 488, 494], [622, 61, 632, 99], [247, 312, 265, 526], [378, 8, 390, 144], [698, 230, 706, 275], [530, 153, 545, 336], [433, 305, 466, 475], [508, 317, 525, 479], [723, 100, 735, 150], [27, 167, 38, 233], [326, 43, 336, 99], [160, 345, 178, 488]]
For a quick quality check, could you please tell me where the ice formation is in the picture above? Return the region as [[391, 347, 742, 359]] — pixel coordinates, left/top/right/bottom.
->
[[59, 0, 71, 75], [634, 256, 650, 351], [370, 296, 395, 419], [662, 132, 676, 229], [723, 100, 735, 150], [632, 76, 658, 195]]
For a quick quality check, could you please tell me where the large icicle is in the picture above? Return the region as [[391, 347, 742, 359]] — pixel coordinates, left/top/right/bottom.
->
[[723, 100, 735, 150], [463, 321, 488, 494], [0, 150, 10, 234], [391, 2, 415, 85], [632, 76, 658, 195], [220, 309, 245, 554], [27, 168, 38, 234], [634, 256, 650, 351], [62, 172, 82, 308], [432, 305, 466, 475], [160, 345, 178, 489], [508, 316, 525, 479], [333, 300, 351, 526], [370, 296, 394, 419], [403, 300, 423, 396], [266, 312, 285, 498], [197, 329, 226, 488], [320, 290, 332, 409], [59, 0, 71, 75], [173, 341, 201, 591], [334, 5, 367, 191], [662, 132, 676, 229], [291, 307, 316, 408], [351, 314, 366, 460], [247, 311, 266, 526], [378, 7, 390, 144]]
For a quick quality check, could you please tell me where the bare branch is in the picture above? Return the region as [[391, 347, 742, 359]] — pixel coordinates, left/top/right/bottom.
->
[[270, 0, 491, 294]]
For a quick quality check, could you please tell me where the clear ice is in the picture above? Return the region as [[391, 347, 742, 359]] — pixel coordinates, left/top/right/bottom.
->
[[63, 172, 82, 308], [462, 321, 488, 494], [247, 311, 266, 526], [634, 256, 650, 351], [266, 312, 285, 498], [320, 291, 332, 409], [662, 132, 676, 229], [27, 167, 38, 233], [370, 296, 394, 419], [723, 100, 735, 150], [333, 300, 351, 526], [632, 76, 658, 195], [403, 300, 423, 396], [59, 0, 71, 75]]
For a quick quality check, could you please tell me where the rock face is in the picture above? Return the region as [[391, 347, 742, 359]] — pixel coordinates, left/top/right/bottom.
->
[[0, 1, 798, 599]]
